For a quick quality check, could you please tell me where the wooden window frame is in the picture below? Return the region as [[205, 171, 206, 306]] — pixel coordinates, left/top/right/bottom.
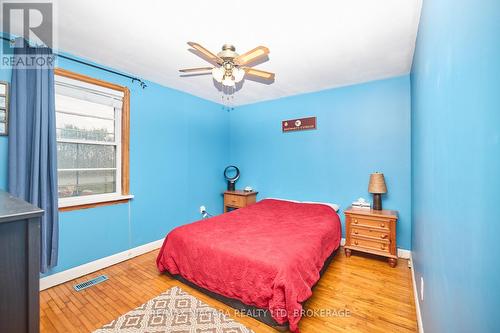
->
[[55, 68, 131, 212]]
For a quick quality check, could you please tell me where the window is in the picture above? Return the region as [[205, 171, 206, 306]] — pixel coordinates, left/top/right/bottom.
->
[[54, 69, 131, 210]]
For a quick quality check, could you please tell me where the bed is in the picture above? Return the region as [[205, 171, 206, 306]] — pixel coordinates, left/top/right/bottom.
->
[[156, 198, 342, 332]]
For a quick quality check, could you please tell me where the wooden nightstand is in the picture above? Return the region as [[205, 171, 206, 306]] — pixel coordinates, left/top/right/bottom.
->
[[344, 206, 398, 267], [223, 190, 258, 212]]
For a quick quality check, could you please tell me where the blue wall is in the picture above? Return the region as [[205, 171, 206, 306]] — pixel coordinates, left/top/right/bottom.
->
[[0, 42, 229, 275], [411, 1, 500, 332], [229, 76, 412, 249], [0, 41, 413, 276]]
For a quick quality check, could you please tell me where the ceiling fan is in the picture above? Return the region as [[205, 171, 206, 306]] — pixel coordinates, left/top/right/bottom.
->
[[179, 42, 275, 87]]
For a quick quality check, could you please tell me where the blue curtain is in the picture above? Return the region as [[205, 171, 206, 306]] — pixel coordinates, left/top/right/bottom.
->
[[8, 42, 59, 273]]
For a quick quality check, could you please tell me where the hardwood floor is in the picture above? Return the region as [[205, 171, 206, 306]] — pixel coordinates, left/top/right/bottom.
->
[[40, 248, 418, 333]]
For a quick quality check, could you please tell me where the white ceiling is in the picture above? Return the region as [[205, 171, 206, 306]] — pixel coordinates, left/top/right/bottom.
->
[[19, 0, 422, 106]]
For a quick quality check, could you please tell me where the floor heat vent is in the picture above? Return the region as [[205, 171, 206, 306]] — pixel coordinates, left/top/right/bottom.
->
[[73, 274, 108, 291]]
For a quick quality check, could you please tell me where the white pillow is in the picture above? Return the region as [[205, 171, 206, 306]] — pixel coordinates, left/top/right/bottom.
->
[[301, 201, 340, 212], [265, 197, 301, 203], [265, 198, 339, 212]]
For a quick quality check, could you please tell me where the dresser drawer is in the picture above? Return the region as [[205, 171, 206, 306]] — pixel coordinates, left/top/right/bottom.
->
[[351, 226, 389, 241], [224, 194, 246, 207], [350, 236, 390, 253], [350, 215, 390, 230]]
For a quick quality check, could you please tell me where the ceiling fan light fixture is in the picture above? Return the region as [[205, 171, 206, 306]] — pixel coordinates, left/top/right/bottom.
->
[[212, 67, 224, 83], [222, 77, 235, 87], [233, 67, 245, 83], [180, 42, 274, 93]]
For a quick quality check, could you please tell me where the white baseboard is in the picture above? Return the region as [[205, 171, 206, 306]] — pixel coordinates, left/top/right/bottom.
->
[[397, 248, 411, 259], [40, 238, 164, 291], [340, 238, 410, 259], [409, 253, 424, 333]]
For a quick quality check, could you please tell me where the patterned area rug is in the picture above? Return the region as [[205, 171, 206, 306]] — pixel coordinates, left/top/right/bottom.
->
[[93, 286, 254, 333]]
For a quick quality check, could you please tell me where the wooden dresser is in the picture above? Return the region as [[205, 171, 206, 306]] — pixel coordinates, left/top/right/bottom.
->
[[0, 190, 44, 333], [223, 190, 258, 212], [344, 206, 398, 267]]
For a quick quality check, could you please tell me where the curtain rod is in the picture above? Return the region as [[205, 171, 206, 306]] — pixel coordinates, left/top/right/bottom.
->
[[1, 36, 147, 89]]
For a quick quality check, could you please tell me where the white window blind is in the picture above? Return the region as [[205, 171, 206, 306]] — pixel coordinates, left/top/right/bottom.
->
[[55, 75, 123, 206]]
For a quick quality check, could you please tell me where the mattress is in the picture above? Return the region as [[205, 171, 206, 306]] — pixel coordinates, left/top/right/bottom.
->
[[170, 247, 339, 331]]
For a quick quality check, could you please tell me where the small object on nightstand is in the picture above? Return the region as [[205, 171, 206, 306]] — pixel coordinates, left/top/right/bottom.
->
[[223, 190, 258, 213], [368, 172, 387, 210], [244, 186, 253, 192], [352, 197, 371, 209], [344, 206, 398, 267]]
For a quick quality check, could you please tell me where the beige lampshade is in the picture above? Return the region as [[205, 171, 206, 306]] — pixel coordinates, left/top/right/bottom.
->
[[368, 172, 387, 194]]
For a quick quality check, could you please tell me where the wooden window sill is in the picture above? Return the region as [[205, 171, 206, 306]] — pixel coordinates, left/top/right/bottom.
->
[[59, 194, 134, 212]]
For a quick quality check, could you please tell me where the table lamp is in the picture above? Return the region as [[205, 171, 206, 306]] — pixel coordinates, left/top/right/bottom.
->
[[368, 172, 387, 210]]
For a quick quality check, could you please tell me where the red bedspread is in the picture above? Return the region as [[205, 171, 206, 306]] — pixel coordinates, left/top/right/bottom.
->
[[156, 199, 341, 332]]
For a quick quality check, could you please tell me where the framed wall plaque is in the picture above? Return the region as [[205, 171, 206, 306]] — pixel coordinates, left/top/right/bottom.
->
[[282, 116, 316, 132], [0, 81, 8, 136]]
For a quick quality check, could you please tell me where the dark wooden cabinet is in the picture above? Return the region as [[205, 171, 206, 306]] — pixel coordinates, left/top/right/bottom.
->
[[0, 190, 44, 333]]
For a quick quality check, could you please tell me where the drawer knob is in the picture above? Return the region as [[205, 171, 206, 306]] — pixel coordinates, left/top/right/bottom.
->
[[354, 230, 358, 234], [380, 244, 385, 250], [354, 240, 358, 245], [380, 234, 388, 239], [380, 223, 385, 228], [354, 219, 358, 224]]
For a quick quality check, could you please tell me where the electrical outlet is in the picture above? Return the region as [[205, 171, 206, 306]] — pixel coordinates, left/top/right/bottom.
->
[[420, 276, 424, 302], [199, 205, 206, 214]]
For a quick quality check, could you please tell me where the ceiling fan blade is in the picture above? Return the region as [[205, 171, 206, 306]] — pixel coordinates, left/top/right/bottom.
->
[[180, 72, 213, 78], [243, 68, 275, 81], [187, 42, 222, 64], [179, 67, 213, 73], [235, 46, 270, 66]]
